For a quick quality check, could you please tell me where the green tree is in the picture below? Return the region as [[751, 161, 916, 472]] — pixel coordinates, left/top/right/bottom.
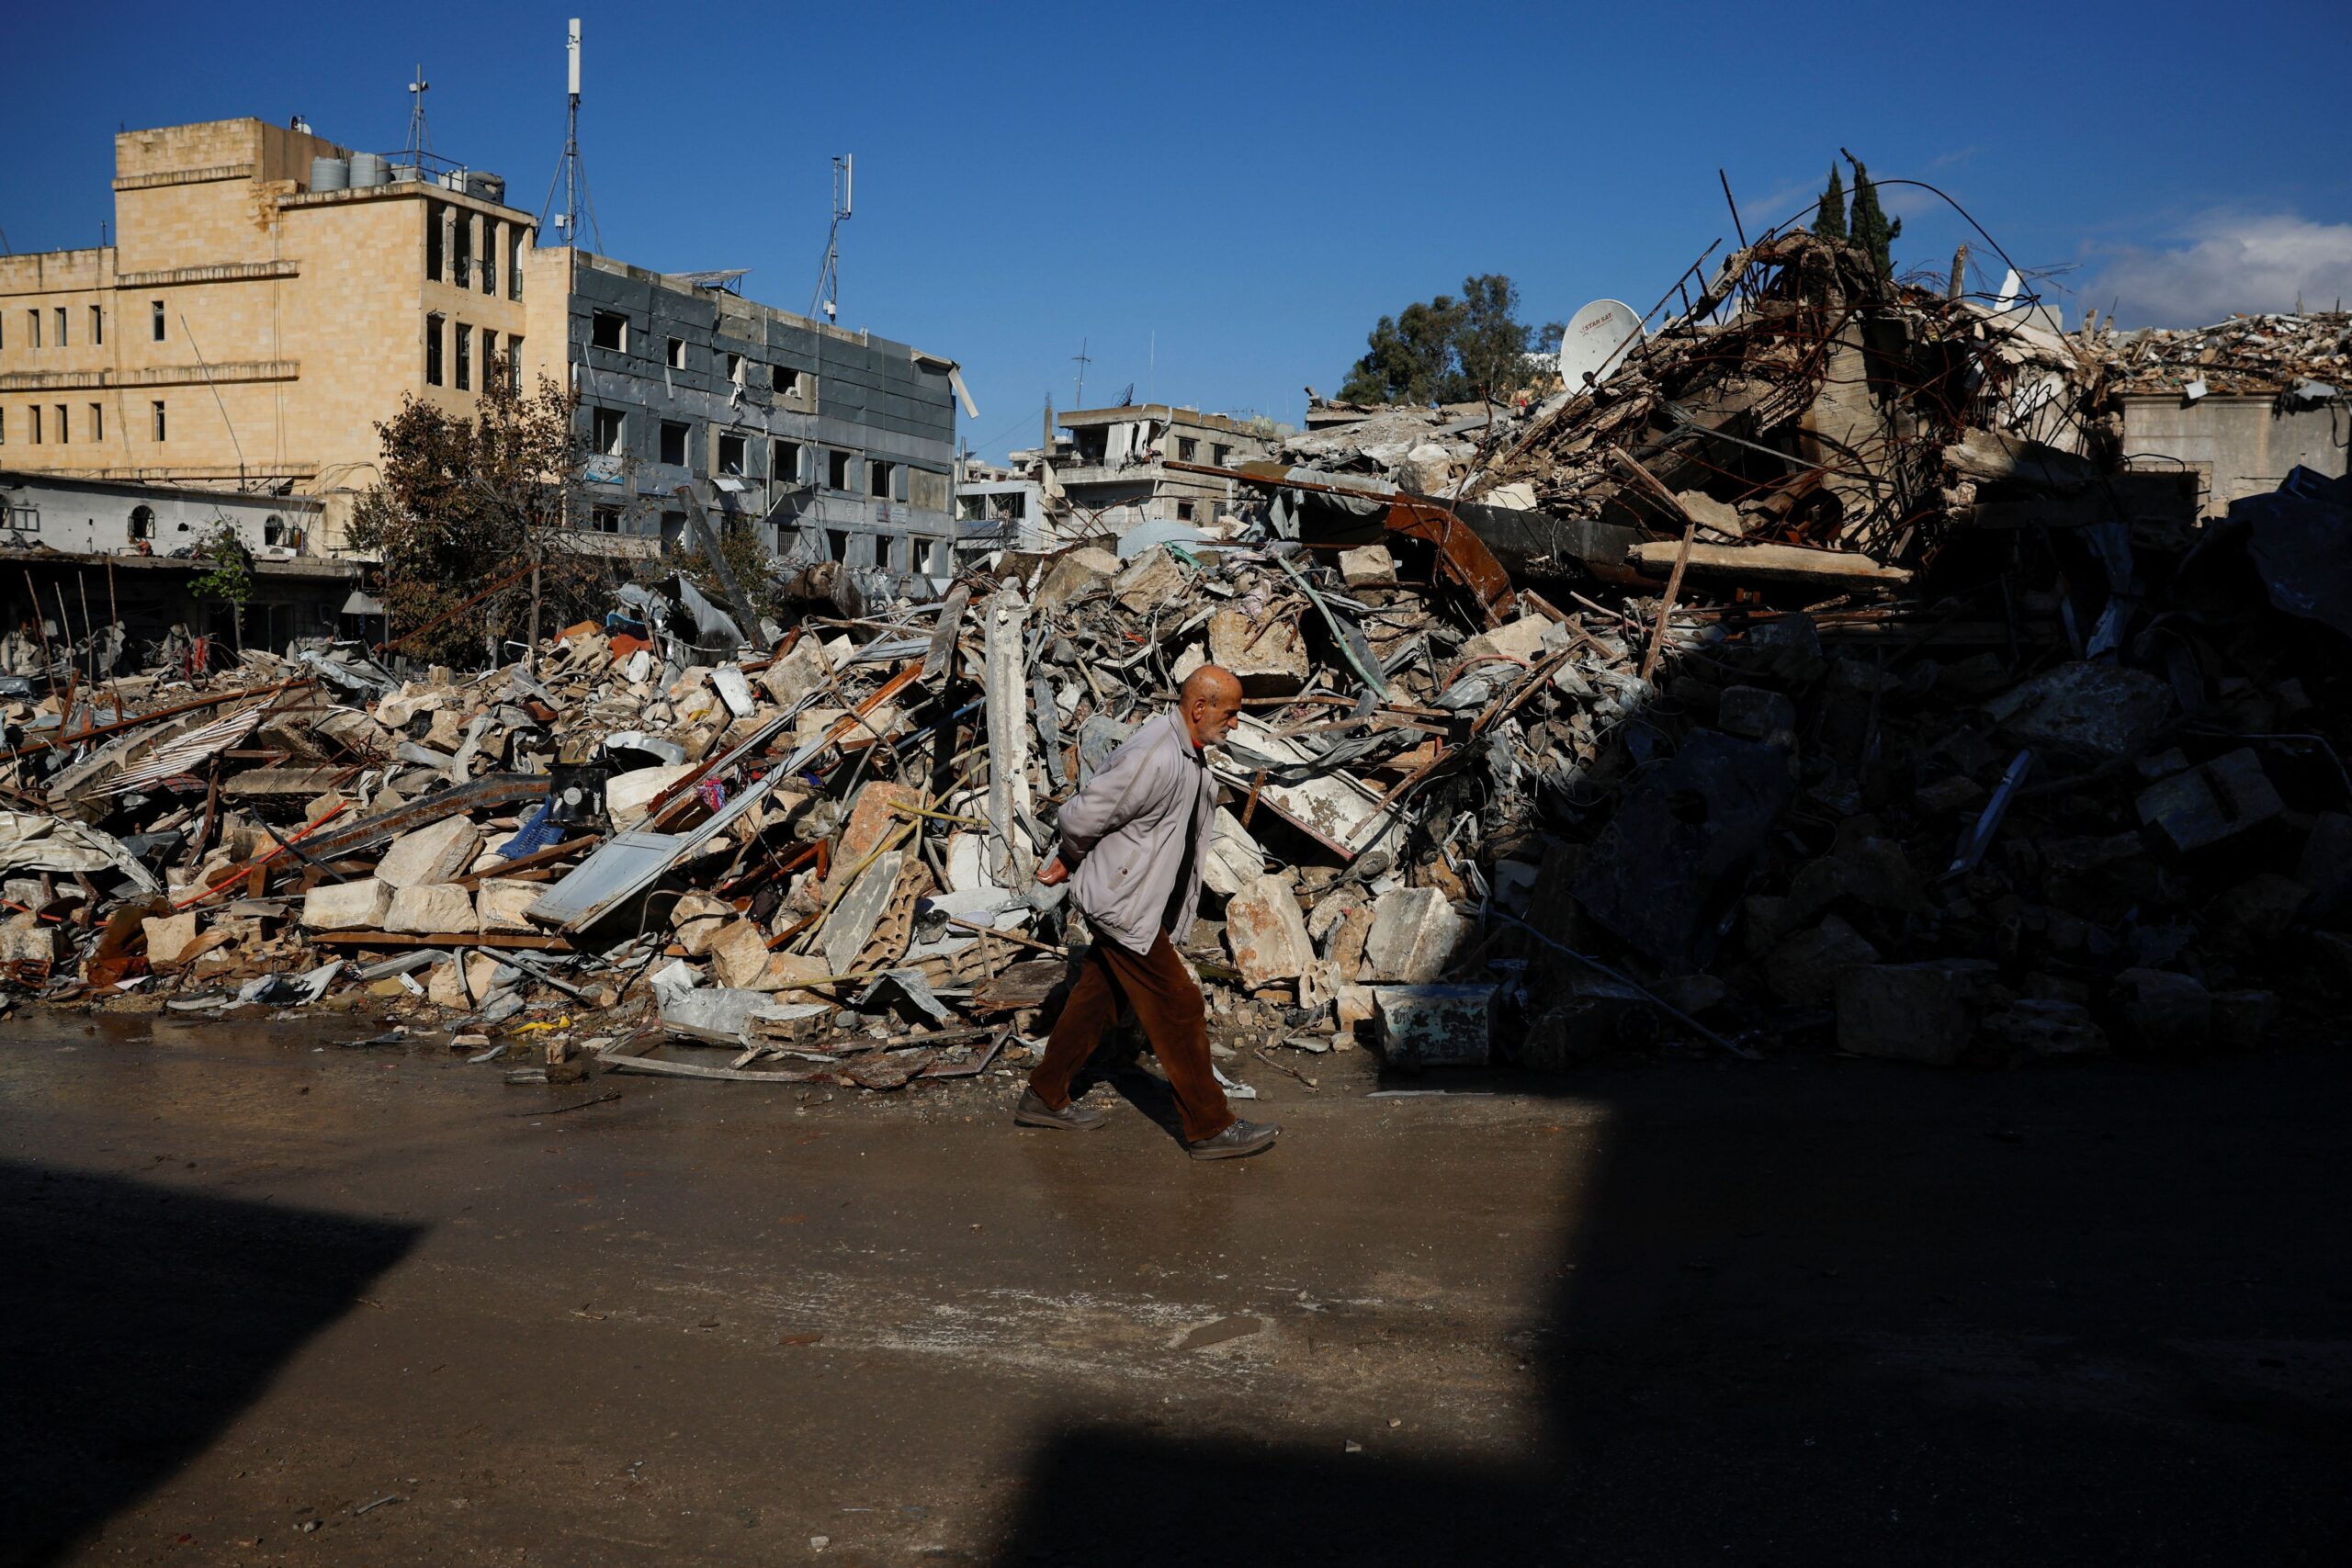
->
[[1845, 156, 1902, 278], [349, 357, 613, 667], [189, 523, 254, 650], [1813, 164, 1847, 241], [1337, 274, 1563, 406]]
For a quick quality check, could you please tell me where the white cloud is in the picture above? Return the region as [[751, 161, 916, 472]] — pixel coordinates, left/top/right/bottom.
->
[[2093, 210, 2352, 327]]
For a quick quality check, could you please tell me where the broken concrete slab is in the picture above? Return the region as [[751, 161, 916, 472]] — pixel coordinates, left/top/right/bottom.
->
[[386, 882, 479, 935], [606, 764, 700, 831], [1207, 609, 1308, 696], [2107, 967, 2212, 1055], [1202, 807, 1265, 898], [375, 816, 484, 890], [1371, 983, 1496, 1067], [1362, 886, 1465, 985], [1226, 873, 1311, 989], [1767, 915, 1883, 1005], [300, 877, 394, 931], [141, 911, 201, 968], [474, 878, 544, 933], [758, 638, 834, 709], [823, 849, 904, 979], [1986, 662, 2173, 760], [1113, 546, 1189, 613], [1716, 685, 1796, 744], [669, 891, 736, 956], [1034, 547, 1121, 613], [1574, 728, 1797, 971], [2136, 749, 2283, 852], [1338, 545, 1397, 587], [1836, 959, 1997, 1065]]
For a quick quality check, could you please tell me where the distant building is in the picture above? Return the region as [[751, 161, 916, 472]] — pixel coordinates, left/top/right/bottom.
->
[[1019, 405, 1278, 536], [1, 470, 357, 655], [953, 460, 1049, 554], [0, 114, 970, 584], [561, 254, 968, 581], [0, 116, 550, 553]]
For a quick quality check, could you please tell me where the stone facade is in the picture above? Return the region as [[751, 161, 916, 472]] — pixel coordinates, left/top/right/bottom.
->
[[0, 118, 566, 554]]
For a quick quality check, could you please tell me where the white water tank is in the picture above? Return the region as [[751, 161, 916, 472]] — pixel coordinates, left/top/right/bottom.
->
[[309, 156, 349, 193], [349, 152, 390, 187]]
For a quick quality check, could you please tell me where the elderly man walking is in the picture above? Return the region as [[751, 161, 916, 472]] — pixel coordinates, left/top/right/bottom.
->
[[1015, 665, 1282, 1160]]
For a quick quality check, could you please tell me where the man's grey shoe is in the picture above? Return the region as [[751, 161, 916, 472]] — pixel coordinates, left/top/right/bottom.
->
[[1186, 1119, 1282, 1161], [1014, 1088, 1108, 1131]]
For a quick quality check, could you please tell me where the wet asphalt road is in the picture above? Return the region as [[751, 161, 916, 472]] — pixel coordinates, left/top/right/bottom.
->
[[2, 1010, 2346, 1566]]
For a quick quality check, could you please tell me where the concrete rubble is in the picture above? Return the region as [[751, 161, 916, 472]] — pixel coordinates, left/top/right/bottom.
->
[[4, 225, 2349, 1089]]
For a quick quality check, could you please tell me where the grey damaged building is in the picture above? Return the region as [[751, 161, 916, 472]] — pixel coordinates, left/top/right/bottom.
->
[[564, 254, 970, 581]]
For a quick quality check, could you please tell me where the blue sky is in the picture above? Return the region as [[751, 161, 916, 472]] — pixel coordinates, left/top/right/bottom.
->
[[7, 1, 2348, 458]]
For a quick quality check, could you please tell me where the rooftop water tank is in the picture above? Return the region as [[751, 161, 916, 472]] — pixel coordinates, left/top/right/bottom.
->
[[349, 152, 390, 188], [309, 156, 349, 193], [465, 172, 506, 205]]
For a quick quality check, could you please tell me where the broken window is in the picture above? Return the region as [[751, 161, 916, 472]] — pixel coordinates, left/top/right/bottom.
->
[[591, 310, 627, 352], [591, 407, 625, 455], [722, 351, 742, 381], [775, 366, 803, 397], [151, 300, 164, 342], [666, 336, 687, 370], [828, 449, 856, 490], [481, 220, 497, 296], [1176, 500, 1196, 522], [718, 432, 746, 475], [772, 439, 802, 484], [508, 227, 524, 300], [152, 400, 165, 442], [129, 505, 154, 541], [507, 335, 525, 391], [660, 420, 689, 466], [263, 514, 286, 547], [825, 528, 851, 563], [425, 200, 445, 281], [454, 322, 471, 390], [590, 507, 622, 534], [1212, 444, 1231, 467], [868, 460, 895, 499], [1177, 437, 1198, 462], [452, 211, 472, 288], [424, 313, 445, 385]]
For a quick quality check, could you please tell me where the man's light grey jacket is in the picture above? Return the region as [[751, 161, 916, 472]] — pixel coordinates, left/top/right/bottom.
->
[[1056, 711, 1216, 954]]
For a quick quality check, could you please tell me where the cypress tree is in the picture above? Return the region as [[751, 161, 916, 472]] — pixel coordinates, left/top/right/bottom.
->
[[1813, 165, 1847, 241], [1846, 157, 1902, 278]]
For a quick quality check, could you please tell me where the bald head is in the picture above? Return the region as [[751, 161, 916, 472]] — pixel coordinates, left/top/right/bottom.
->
[[1180, 663, 1243, 750]]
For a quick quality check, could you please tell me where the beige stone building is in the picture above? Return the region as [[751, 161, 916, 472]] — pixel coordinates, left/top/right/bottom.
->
[[0, 117, 566, 552]]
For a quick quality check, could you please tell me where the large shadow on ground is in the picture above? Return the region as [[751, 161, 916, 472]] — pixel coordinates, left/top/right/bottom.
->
[[0, 1159, 419, 1567], [986, 1050, 2352, 1566]]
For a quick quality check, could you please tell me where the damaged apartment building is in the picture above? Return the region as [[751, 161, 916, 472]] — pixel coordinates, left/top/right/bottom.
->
[[1010, 403, 1283, 541], [566, 259, 973, 582]]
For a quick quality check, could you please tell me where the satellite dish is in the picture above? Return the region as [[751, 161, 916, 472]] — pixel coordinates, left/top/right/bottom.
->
[[1559, 299, 1645, 389]]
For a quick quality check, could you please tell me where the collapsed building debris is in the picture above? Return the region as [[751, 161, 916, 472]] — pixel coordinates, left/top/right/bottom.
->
[[5, 222, 2348, 1087]]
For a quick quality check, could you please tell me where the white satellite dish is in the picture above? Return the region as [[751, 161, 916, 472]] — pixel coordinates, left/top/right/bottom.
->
[[1559, 299, 1645, 389]]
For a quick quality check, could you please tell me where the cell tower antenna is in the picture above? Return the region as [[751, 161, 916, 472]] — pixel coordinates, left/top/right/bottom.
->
[[405, 64, 432, 160], [534, 18, 604, 250], [810, 155, 853, 321], [1071, 338, 1091, 408]]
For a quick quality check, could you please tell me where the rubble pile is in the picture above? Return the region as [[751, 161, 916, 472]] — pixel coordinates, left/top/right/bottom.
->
[[4, 227, 2347, 1087], [2094, 310, 2351, 397]]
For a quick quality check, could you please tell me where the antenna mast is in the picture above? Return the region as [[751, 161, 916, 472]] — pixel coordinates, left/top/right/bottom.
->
[[810, 155, 852, 321], [405, 65, 432, 160], [535, 18, 603, 249], [1071, 338, 1091, 409]]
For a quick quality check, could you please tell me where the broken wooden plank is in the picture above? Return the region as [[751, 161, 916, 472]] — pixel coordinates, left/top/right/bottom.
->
[[1629, 540, 1914, 588]]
